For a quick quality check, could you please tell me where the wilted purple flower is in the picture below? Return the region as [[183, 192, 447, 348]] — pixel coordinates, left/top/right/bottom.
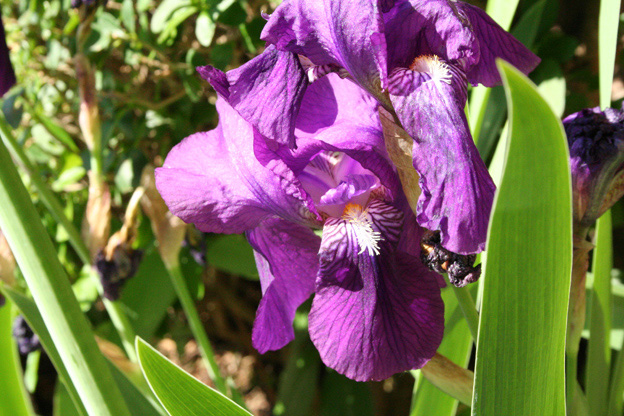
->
[[95, 246, 142, 301], [564, 105, 624, 226], [12, 315, 41, 355], [199, 0, 539, 257], [0, 10, 16, 97], [157, 74, 444, 381]]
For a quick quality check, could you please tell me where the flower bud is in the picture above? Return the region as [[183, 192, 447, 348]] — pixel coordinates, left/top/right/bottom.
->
[[95, 187, 143, 300], [563, 105, 624, 226], [140, 165, 186, 269]]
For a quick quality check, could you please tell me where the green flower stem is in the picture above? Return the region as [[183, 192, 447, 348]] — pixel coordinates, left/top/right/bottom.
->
[[566, 232, 592, 414], [0, 113, 138, 362], [586, 212, 612, 416], [451, 285, 479, 341], [165, 262, 227, 395], [0, 136, 131, 416]]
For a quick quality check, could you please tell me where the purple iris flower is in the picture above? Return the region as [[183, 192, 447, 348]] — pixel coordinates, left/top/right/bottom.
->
[[199, 0, 540, 257], [0, 10, 16, 97], [156, 74, 444, 381], [563, 105, 624, 226]]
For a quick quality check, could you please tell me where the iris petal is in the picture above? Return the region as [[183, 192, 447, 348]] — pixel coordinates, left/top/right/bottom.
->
[[309, 200, 443, 381], [197, 45, 307, 147], [388, 63, 494, 254], [247, 218, 320, 352]]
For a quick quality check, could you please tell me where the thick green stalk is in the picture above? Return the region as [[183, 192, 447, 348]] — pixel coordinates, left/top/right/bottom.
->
[[452, 285, 479, 341], [586, 212, 612, 416], [0, 113, 138, 362], [0, 137, 131, 416], [165, 262, 227, 394]]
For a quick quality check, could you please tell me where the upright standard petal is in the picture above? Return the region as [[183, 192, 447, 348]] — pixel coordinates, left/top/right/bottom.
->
[[261, 0, 388, 93], [383, 0, 477, 70], [197, 45, 307, 147], [454, 2, 540, 87], [308, 200, 444, 381], [247, 218, 320, 352], [156, 99, 315, 234], [388, 61, 494, 254]]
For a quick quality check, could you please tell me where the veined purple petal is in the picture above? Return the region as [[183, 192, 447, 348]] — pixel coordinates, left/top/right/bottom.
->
[[309, 200, 444, 381], [156, 99, 316, 234], [247, 218, 320, 353], [454, 2, 540, 87], [389, 62, 494, 254], [0, 12, 15, 97], [197, 45, 307, 147], [261, 0, 388, 93]]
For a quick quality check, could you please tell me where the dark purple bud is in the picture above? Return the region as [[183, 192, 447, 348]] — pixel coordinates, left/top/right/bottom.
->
[[420, 230, 481, 287], [12, 315, 41, 355], [95, 246, 142, 301], [0, 293, 5, 308], [563, 105, 624, 225]]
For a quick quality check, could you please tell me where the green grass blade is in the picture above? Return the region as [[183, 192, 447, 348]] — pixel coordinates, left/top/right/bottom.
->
[[136, 337, 253, 416], [0, 300, 35, 416], [3, 287, 164, 416], [3, 287, 88, 416], [599, 0, 622, 108], [410, 286, 474, 416], [586, 211, 613, 416], [0, 138, 131, 416], [472, 60, 572, 416]]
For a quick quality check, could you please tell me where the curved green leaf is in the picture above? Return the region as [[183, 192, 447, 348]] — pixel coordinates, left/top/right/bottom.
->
[[472, 60, 572, 416], [137, 338, 252, 416]]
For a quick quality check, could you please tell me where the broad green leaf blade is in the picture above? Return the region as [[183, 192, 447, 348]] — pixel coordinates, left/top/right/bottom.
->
[[410, 287, 474, 416], [137, 338, 253, 416], [0, 301, 35, 416], [0, 136, 131, 416], [586, 211, 612, 416], [4, 288, 164, 416], [599, 0, 622, 108], [472, 60, 572, 416]]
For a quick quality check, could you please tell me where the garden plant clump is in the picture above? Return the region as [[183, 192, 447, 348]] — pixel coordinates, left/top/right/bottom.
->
[[0, 0, 623, 415]]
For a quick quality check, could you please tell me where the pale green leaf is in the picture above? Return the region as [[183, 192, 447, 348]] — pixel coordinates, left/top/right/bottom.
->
[[472, 61, 572, 416], [136, 338, 253, 416], [599, 0, 622, 108]]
